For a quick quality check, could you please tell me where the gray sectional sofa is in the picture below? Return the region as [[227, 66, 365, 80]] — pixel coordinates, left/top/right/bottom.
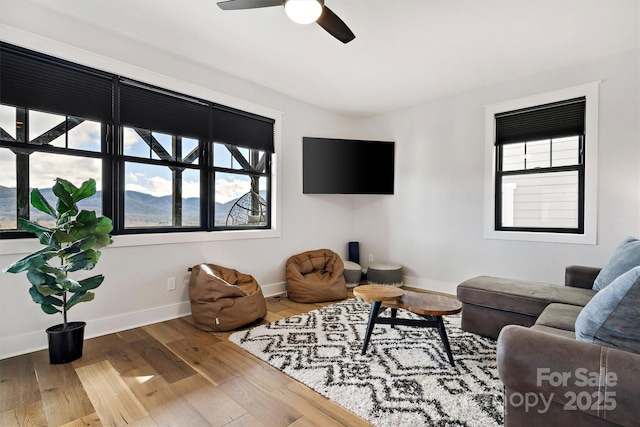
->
[[457, 236, 640, 427], [457, 265, 599, 339]]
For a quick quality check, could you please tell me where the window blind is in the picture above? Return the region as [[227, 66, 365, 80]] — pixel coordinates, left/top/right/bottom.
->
[[118, 79, 211, 141], [213, 104, 275, 153], [0, 43, 113, 122], [495, 97, 586, 145], [1, 42, 275, 151]]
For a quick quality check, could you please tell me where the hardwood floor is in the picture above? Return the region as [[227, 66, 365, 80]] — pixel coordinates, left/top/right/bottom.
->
[[0, 292, 375, 427]]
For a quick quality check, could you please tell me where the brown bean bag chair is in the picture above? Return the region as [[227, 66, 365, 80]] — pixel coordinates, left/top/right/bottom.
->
[[189, 263, 267, 332], [285, 249, 347, 303]]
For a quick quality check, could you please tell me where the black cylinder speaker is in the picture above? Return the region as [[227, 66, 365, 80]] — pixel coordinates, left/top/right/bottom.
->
[[348, 241, 360, 264]]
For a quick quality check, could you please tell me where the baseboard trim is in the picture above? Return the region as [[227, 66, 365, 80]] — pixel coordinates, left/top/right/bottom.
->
[[85, 301, 193, 342], [0, 301, 192, 360], [1, 281, 288, 360], [262, 281, 286, 297]]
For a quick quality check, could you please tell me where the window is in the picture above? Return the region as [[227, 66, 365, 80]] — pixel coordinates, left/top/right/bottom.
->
[[495, 98, 585, 233], [213, 143, 269, 227], [0, 106, 106, 236], [0, 42, 276, 239], [484, 83, 599, 244], [210, 104, 274, 230], [122, 128, 201, 228]]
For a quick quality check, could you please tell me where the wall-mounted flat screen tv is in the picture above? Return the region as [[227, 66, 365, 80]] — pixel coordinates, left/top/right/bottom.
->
[[303, 137, 394, 194]]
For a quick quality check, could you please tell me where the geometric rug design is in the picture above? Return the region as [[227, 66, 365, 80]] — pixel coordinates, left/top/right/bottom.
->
[[229, 298, 504, 426]]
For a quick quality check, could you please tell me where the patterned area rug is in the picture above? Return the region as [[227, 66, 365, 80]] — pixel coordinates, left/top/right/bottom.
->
[[229, 298, 504, 426]]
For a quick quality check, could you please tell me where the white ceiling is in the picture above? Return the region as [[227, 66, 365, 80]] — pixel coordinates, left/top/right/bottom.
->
[[18, 0, 640, 117]]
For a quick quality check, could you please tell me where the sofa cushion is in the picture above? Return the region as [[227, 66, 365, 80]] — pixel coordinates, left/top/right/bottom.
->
[[535, 303, 583, 332], [457, 276, 595, 317], [593, 236, 640, 291], [530, 324, 577, 339], [576, 266, 640, 353]]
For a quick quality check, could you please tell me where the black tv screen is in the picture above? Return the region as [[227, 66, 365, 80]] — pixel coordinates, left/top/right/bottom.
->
[[303, 137, 394, 194]]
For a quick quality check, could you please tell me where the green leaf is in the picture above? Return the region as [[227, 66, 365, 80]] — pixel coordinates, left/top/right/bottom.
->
[[2, 247, 51, 273], [95, 216, 114, 235], [56, 236, 98, 254], [76, 210, 98, 229], [75, 275, 104, 292], [37, 231, 55, 247], [53, 180, 78, 216], [58, 277, 81, 292], [36, 284, 63, 297], [81, 216, 114, 249], [18, 218, 53, 236], [79, 236, 98, 251], [56, 211, 73, 228], [94, 234, 113, 248], [53, 229, 74, 244], [28, 286, 63, 306], [41, 304, 61, 314], [66, 291, 94, 310], [55, 178, 79, 198], [40, 264, 65, 275], [56, 239, 86, 258], [26, 269, 56, 286], [66, 211, 97, 241], [72, 178, 96, 202], [65, 249, 100, 272], [30, 188, 57, 219]]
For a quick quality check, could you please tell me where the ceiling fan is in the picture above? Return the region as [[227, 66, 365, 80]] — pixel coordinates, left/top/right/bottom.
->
[[217, 0, 355, 44]]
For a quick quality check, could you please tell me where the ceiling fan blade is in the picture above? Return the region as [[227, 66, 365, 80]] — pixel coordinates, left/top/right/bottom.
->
[[316, 6, 355, 44], [217, 0, 283, 10]]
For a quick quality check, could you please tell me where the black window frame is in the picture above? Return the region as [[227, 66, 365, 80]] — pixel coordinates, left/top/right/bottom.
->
[[0, 42, 275, 239], [494, 97, 586, 234]]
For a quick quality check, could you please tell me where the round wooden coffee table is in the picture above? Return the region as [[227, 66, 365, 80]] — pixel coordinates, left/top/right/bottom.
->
[[353, 285, 463, 366]]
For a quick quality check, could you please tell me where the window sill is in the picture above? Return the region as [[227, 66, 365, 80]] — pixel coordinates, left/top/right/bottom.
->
[[483, 229, 596, 245], [0, 227, 280, 256]]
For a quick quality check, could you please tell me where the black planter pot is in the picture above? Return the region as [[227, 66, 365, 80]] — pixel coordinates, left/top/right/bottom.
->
[[46, 321, 86, 364]]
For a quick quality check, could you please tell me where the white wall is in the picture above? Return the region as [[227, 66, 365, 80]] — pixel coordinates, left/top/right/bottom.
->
[[0, 3, 358, 359], [353, 49, 640, 294]]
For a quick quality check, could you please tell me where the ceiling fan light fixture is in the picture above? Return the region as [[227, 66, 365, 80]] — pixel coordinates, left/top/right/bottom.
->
[[284, 0, 324, 25]]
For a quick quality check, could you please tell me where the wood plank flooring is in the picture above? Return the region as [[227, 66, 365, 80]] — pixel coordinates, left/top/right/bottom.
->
[[0, 292, 375, 427]]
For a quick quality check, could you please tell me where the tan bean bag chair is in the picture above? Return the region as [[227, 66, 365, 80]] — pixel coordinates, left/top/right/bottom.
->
[[285, 249, 347, 303], [189, 263, 267, 332]]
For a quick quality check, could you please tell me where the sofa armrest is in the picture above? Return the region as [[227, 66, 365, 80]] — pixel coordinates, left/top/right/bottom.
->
[[498, 325, 640, 427], [564, 265, 601, 289]]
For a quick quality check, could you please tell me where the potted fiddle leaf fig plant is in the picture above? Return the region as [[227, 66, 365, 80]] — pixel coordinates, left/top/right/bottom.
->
[[3, 177, 113, 364]]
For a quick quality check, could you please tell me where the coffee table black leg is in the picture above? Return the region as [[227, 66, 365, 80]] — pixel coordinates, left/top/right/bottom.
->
[[361, 300, 381, 355], [390, 308, 398, 329], [435, 316, 455, 366]]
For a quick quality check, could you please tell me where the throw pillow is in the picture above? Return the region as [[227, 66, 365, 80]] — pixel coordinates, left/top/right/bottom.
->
[[575, 266, 640, 354], [593, 236, 640, 291]]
